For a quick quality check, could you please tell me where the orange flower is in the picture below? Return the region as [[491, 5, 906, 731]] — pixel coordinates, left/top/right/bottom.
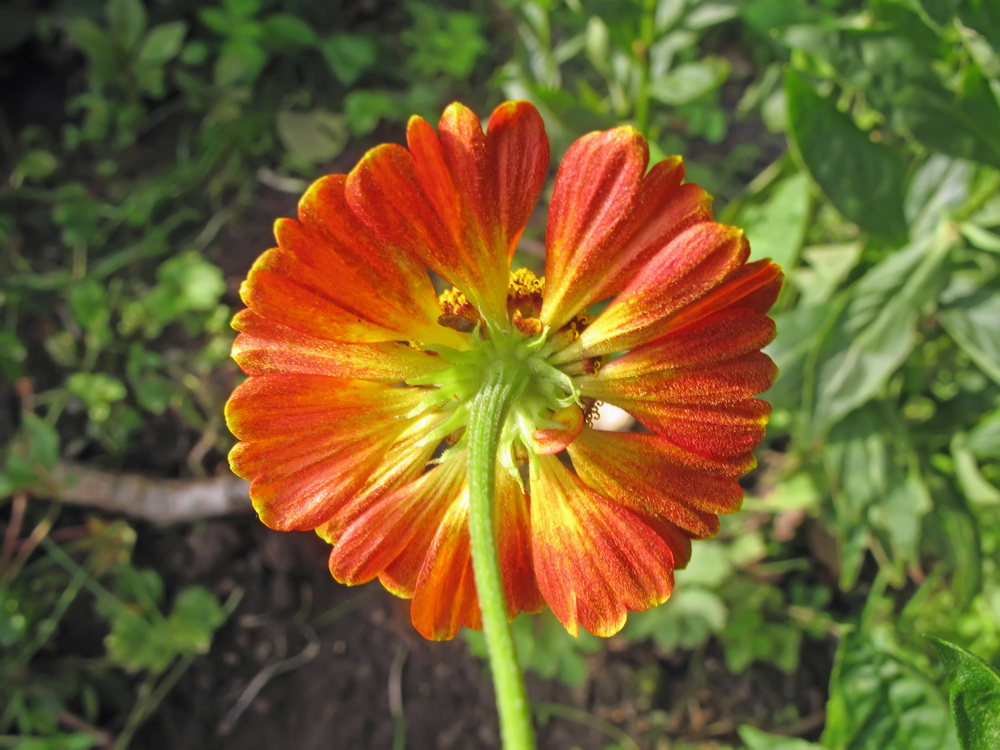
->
[[226, 101, 781, 640]]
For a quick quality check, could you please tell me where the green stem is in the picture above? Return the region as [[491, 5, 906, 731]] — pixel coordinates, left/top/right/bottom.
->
[[634, 0, 657, 136], [467, 372, 535, 750]]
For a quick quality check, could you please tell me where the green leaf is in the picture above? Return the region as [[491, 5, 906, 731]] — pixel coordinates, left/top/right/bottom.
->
[[277, 109, 349, 167], [896, 62, 1000, 170], [739, 726, 824, 749], [928, 636, 1000, 749], [939, 288, 1000, 386], [785, 70, 908, 243], [739, 171, 811, 269], [222, 0, 262, 18], [167, 587, 226, 654], [823, 630, 959, 749], [343, 90, 399, 136], [319, 34, 377, 86], [22, 413, 60, 471], [261, 13, 318, 48], [810, 231, 953, 436], [213, 37, 268, 86], [106, 0, 148, 50], [649, 58, 730, 105], [138, 21, 187, 66]]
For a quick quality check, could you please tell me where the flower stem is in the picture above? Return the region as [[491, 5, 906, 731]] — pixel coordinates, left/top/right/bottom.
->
[[467, 372, 536, 750]]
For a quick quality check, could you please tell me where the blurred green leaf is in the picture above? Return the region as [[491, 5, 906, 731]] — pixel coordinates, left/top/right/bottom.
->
[[138, 21, 187, 66], [928, 636, 1000, 750], [939, 288, 1000, 386], [166, 587, 226, 655], [896, 63, 1000, 171], [106, 0, 148, 51], [22, 413, 60, 472], [0, 330, 27, 378], [277, 109, 349, 167], [262, 13, 318, 48], [823, 630, 959, 749], [222, 0, 262, 19], [739, 171, 810, 269], [344, 90, 399, 136], [739, 726, 824, 749], [951, 434, 1000, 508], [214, 37, 268, 86], [649, 58, 730, 105], [786, 70, 908, 243], [319, 33, 377, 86], [810, 230, 953, 437]]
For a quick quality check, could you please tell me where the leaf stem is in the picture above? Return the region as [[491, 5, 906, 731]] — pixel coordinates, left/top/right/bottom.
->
[[467, 372, 535, 750]]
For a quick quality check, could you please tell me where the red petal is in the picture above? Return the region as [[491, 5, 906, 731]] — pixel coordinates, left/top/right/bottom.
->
[[620, 399, 773, 459], [530, 456, 684, 636], [543, 145, 714, 328], [232, 309, 448, 381], [568, 429, 746, 538], [575, 223, 751, 356], [665, 259, 783, 332], [226, 376, 425, 530], [542, 127, 648, 326], [486, 101, 550, 258], [584, 350, 778, 406]]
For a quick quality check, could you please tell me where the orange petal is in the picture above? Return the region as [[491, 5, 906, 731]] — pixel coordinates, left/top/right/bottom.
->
[[530, 455, 686, 636], [543, 145, 714, 328], [232, 309, 448, 381], [496, 469, 544, 617], [568, 429, 746, 538], [529, 403, 584, 455], [392, 462, 543, 638], [575, 223, 751, 356], [410, 498, 481, 640], [226, 376, 425, 530], [328, 454, 467, 590], [241, 175, 453, 346], [316, 410, 446, 548]]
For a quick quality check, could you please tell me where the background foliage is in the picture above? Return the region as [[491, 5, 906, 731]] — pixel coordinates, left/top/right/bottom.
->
[[1, 0, 998, 747]]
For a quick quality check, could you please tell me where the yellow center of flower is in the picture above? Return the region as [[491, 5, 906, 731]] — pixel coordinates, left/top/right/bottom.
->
[[408, 268, 601, 483]]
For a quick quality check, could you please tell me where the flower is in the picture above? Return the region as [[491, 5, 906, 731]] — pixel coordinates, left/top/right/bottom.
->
[[225, 101, 781, 640]]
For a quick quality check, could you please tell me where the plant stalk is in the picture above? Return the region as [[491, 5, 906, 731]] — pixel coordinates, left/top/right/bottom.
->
[[467, 372, 535, 750]]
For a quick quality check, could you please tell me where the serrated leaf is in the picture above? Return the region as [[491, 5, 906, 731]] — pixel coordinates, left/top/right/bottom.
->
[[785, 70, 908, 243], [167, 586, 226, 655], [928, 636, 1000, 750]]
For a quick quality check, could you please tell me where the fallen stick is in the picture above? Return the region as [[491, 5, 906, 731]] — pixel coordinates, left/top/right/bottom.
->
[[41, 461, 252, 524]]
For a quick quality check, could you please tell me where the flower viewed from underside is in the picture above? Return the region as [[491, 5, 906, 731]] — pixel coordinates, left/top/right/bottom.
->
[[225, 101, 781, 640]]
